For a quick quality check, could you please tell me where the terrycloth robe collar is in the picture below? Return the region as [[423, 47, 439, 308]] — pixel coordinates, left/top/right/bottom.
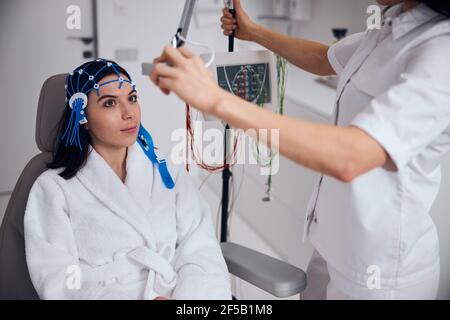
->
[[76, 142, 158, 249]]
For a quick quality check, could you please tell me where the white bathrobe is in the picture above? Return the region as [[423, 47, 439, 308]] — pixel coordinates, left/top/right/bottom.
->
[[24, 142, 232, 300]]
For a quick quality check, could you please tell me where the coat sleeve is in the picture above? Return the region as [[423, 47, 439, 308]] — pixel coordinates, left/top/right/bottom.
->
[[170, 167, 232, 300], [327, 31, 366, 75], [350, 35, 450, 171], [24, 172, 132, 300]]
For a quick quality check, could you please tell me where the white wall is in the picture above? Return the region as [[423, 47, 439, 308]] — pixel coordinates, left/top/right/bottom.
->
[[431, 157, 450, 300], [96, 0, 270, 155], [266, 0, 376, 44], [0, 0, 94, 193]]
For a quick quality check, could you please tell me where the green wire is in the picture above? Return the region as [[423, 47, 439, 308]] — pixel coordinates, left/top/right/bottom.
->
[[252, 55, 288, 197]]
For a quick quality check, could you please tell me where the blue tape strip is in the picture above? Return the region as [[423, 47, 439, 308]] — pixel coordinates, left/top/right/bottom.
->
[[137, 125, 175, 190]]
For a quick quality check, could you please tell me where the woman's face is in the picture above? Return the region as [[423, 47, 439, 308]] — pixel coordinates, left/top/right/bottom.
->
[[85, 73, 141, 150]]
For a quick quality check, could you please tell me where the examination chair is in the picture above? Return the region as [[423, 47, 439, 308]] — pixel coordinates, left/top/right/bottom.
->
[[0, 74, 307, 300]]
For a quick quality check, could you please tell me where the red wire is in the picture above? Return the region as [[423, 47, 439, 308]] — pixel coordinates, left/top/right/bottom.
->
[[184, 65, 252, 172], [185, 104, 240, 173]]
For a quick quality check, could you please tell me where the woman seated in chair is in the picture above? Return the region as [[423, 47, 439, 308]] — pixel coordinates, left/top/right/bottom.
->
[[24, 59, 231, 300]]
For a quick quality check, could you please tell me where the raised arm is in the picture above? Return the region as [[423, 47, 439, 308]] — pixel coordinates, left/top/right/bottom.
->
[[221, 0, 334, 76]]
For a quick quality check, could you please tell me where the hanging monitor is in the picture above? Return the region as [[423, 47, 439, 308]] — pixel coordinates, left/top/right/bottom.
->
[[202, 50, 278, 113]]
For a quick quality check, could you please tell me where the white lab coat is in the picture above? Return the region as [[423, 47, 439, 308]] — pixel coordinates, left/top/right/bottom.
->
[[24, 142, 232, 300], [303, 4, 450, 299]]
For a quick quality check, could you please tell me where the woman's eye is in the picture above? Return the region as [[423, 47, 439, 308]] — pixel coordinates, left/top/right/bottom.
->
[[129, 95, 138, 103], [104, 99, 116, 107]]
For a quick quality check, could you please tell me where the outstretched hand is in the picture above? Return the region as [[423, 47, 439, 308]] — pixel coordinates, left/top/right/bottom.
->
[[149, 45, 226, 116]]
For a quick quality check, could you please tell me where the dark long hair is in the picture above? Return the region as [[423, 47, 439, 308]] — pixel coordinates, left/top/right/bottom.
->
[[422, 0, 450, 18], [47, 60, 132, 180], [384, 1, 450, 18]]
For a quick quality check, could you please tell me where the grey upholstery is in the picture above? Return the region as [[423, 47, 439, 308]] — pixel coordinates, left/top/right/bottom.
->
[[35, 74, 67, 153], [0, 74, 66, 299], [221, 242, 307, 298]]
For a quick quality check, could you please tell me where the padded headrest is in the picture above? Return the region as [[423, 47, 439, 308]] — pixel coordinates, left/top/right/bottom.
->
[[35, 74, 67, 152]]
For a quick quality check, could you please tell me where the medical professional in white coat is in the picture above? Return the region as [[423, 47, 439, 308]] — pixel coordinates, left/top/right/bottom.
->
[[150, 0, 450, 299], [24, 60, 232, 300]]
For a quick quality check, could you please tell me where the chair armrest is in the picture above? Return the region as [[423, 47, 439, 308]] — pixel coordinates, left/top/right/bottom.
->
[[220, 242, 307, 298]]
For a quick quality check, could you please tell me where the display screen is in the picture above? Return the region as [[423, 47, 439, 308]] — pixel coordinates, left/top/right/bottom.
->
[[217, 63, 271, 104]]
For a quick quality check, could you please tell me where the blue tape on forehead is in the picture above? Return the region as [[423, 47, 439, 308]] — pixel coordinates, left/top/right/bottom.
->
[[66, 59, 136, 100]]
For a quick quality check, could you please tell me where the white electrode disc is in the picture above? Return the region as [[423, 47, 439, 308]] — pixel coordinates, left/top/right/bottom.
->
[[68, 92, 88, 110]]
